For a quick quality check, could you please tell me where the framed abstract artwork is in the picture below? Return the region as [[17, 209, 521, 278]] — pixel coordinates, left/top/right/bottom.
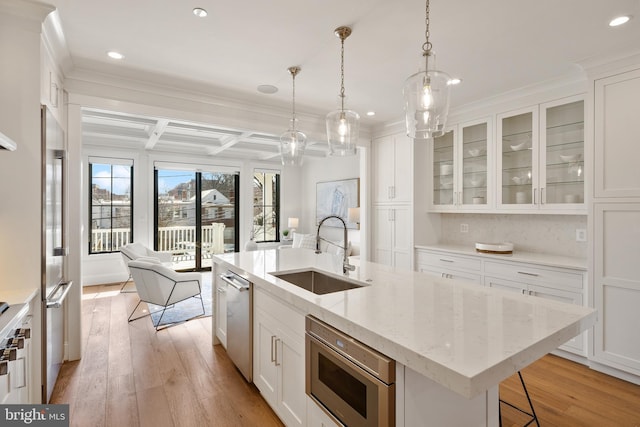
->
[[316, 178, 359, 229]]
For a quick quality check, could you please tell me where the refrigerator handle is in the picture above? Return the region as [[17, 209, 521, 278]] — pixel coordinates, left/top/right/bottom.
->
[[46, 281, 73, 309]]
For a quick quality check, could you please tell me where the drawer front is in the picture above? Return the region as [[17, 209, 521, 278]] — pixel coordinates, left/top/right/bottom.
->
[[484, 260, 583, 290], [255, 288, 305, 337], [416, 250, 482, 273], [418, 265, 482, 284]]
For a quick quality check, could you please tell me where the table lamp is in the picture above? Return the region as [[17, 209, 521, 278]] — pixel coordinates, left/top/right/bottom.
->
[[288, 217, 299, 234]]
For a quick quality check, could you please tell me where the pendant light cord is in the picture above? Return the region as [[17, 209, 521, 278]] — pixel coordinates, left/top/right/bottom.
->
[[287, 66, 301, 131], [340, 34, 346, 112]]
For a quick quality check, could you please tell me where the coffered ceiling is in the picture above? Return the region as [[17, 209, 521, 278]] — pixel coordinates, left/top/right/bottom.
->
[[46, 0, 640, 160]]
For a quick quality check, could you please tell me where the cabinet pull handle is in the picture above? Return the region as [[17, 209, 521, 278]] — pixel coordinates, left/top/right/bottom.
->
[[522, 289, 527, 294], [274, 338, 281, 366], [439, 258, 454, 263], [541, 187, 545, 204], [392, 186, 396, 199], [533, 188, 537, 205], [217, 287, 226, 293], [270, 335, 276, 363], [517, 271, 539, 277], [529, 290, 534, 296]]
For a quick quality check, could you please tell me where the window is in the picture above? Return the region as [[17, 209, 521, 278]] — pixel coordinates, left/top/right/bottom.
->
[[253, 170, 280, 243], [89, 157, 133, 254]]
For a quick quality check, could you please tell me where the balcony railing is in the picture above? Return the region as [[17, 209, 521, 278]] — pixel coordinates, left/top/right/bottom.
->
[[91, 223, 227, 261]]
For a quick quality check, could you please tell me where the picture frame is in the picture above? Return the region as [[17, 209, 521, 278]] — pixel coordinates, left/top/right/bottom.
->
[[316, 178, 359, 229]]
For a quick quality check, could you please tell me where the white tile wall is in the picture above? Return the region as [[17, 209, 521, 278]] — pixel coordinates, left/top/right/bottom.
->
[[440, 214, 587, 259]]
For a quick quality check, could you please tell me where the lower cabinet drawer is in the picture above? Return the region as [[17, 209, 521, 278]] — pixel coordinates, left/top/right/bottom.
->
[[418, 265, 482, 284], [416, 250, 482, 273], [484, 260, 584, 291]]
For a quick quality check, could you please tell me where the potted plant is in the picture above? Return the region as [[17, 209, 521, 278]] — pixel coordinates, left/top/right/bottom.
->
[[282, 229, 290, 240]]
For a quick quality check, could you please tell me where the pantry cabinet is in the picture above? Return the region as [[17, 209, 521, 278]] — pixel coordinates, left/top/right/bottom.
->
[[372, 205, 412, 270], [253, 288, 306, 427], [497, 96, 585, 212], [590, 63, 640, 378], [373, 133, 412, 204], [430, 118, 493, 211]]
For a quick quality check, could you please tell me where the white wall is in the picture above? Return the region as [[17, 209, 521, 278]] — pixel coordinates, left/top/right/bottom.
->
[[298, 150, 366, 258]]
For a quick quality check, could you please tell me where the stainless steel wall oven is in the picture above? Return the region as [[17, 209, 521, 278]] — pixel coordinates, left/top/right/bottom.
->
[[305, 315, 395, 427]]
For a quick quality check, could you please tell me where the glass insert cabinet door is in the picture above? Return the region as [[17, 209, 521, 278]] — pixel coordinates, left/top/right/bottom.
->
[[540, 98, 584, 206], [499, 107, 538, 207], [460, 121, 489, 206], [432, 129, 455, 206]]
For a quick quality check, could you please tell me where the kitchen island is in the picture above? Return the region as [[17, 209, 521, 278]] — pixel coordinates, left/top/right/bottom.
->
[[212, 248, 596, 426]]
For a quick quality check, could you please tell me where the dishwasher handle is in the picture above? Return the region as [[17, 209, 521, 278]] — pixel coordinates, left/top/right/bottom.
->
[[219, 273, 250, 291]]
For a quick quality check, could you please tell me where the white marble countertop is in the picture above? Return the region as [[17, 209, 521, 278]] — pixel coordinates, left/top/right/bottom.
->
[[415, 243, 587, 270], [213, 249, 596, 399]]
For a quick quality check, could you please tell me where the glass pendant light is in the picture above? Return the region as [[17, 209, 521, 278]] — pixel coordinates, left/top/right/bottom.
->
[[280, 66, 307, 166], [403, 0, 451, 139], [326, 26, 359, 156]]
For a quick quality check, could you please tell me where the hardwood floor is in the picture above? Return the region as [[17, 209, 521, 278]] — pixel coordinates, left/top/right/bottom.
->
[[50, 282, 283, 427], [52, 283, 640, 427], [500, 355, 640, 427]]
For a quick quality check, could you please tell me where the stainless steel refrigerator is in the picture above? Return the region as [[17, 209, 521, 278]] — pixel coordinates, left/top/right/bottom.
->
[[41, 105, 73, 403]]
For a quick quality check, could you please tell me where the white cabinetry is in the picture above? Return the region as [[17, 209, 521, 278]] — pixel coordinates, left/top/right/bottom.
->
[[483, 260, 585, 355], [590, 64, 640, 379], [431, 118, 493, 211], [373, 205, 412, 270], [40, 41, 64, 124], [372, 132, 413, 270], [254, 288, 306, 427], [373, 133, 412, 203], [497, 96, 585, 212], [415, 248, 587, 356], [214, 274, 227, 348], [415, 250, 482, 284]]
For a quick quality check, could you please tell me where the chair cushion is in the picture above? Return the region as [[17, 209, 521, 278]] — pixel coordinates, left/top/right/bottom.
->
[[292, 233, 316, 250]]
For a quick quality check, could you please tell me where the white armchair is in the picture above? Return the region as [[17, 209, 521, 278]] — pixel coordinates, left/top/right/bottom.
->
[[120, 242, 173, 292], [127, 259, 204, 330]]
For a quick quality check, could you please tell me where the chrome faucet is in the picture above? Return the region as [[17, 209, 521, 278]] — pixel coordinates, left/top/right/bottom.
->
[[315, 215, 356, 275]]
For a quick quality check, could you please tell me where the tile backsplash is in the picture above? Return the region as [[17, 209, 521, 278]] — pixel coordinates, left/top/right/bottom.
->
[[440, 213, 587, 259]]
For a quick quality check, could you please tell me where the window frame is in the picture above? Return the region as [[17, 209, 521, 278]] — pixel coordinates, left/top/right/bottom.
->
[[88, 157, 134, 254], [252, 170, 281, 243]]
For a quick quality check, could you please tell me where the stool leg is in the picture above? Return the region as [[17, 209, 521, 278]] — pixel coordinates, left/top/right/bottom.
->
[[518, 371, 540, 427]]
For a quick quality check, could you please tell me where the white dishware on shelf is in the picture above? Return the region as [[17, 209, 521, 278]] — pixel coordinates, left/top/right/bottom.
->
[[560, 154, 581, 162], [440, 164, 453, 175], [440, 179, 453, 189], [472, 196, 484, 204], [564, 194, 579, 203], [516, 191, 527, 204], [470, 177, 485, 187], [510, 141, 527, 151], [468, 148, 484, 157], [512, 176, 525, 185]]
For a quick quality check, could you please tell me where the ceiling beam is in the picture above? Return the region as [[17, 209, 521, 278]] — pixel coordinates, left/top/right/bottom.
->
[[207, 131, 252, 156], [145, 119, 169, 150]]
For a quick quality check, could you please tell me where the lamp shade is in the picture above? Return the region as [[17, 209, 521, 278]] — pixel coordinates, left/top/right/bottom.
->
[[287, 217, 299, 229], [326, 109, 359, 156], [403, 67, 451, 139], [348, 207, 360, 223], [280, 124, 306, 166]]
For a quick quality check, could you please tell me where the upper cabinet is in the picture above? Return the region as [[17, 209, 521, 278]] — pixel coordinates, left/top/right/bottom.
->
[[427, 95, 585, 214], [497, 95, 585, 212], [594, 68, 640, 198], [373, 133, 413, 204], [430, 117, 493, 211]]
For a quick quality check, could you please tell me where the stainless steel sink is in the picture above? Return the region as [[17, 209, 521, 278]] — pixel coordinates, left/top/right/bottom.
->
[[272, 269, 363, 295]]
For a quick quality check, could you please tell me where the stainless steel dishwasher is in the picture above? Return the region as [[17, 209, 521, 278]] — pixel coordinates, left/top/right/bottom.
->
[[219, 270, 253, 382]]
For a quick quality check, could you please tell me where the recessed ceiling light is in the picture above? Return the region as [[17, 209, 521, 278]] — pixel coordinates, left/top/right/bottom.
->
[[366, 111, 376, 117], [107, 51, 124, 60], [447, 78, 462, 85], [609, 15, 631, 27], [257, 84, 278, 94], [193, 7, 208, 18]]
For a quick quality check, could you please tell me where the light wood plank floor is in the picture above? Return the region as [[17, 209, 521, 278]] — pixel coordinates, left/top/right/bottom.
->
[[50, 282, 283, 427], [52, 283, 640, 427]]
